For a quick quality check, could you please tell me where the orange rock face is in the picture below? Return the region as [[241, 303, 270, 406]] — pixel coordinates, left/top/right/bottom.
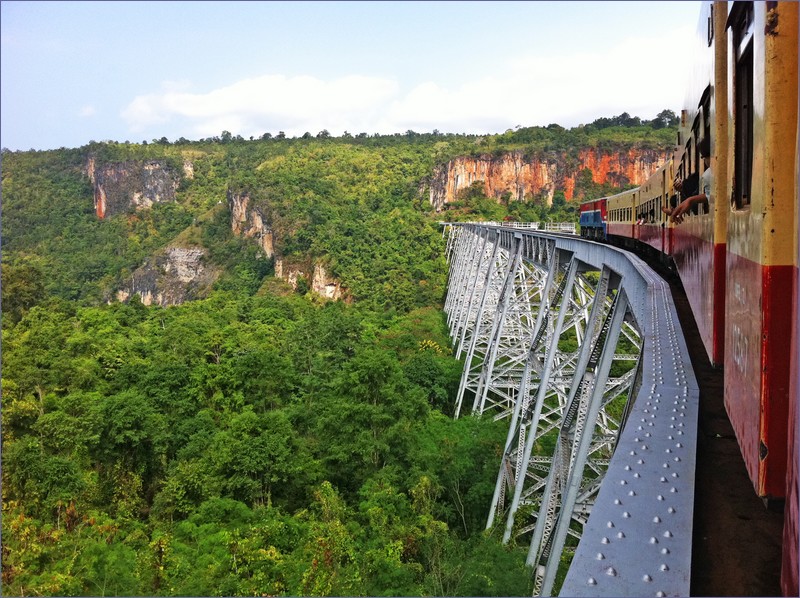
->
[[429, 148, 669, 210], [84, 157, 180, 219]]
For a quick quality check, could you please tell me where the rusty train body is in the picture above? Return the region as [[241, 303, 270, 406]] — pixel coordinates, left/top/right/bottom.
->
[[578, 2, 798, 593]]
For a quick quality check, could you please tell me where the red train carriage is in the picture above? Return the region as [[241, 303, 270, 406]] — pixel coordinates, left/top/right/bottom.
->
[[605, 188, 638, 242], [670, 1, 723, 366], [722, 0, 797, 502], [636, 158, 674, 256]]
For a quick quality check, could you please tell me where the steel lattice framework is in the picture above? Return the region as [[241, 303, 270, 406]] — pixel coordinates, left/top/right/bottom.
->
[[441, 223, 698, 597]]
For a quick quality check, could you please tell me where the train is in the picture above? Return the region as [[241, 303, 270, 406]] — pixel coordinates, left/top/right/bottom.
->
[[578, 2, 798, 594]]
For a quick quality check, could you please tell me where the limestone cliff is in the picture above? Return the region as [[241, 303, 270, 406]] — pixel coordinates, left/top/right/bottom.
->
[[114, 246, 219, 307], [227, 190, 274, 258], [85, 157, 181, 218], [227, 189, 345, 300], [429, 148, 668, 210], [274, 259, 346, 300]]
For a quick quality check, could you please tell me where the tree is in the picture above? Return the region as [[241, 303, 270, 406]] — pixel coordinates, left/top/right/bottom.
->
[[653, 108, 679, 129], [1, 260, 47, 324]]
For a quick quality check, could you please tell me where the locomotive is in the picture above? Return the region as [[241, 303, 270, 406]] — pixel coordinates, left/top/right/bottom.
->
[[579, 2, 798, 594]]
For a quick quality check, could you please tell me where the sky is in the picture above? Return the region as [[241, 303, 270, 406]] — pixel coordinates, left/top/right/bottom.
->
[[1, 1, 702, 151]]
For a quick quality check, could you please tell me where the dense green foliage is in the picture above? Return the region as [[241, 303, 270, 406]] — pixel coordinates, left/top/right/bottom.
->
[[2, 291, 535, 596], [2, 114, 676, 595]]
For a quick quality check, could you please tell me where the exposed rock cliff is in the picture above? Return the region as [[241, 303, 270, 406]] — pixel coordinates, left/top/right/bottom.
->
[[115, 246, 219, 306], [274, 259, 346, 301], [429, 148, 668, 210], [85, 157, 181, 218], [227, 189, 346, 300], [227, 190, 274, 258]]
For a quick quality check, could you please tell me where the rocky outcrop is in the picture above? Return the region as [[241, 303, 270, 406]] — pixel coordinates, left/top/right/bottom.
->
[[274, 259, 345, 301], [85, 157, 180, 218], [227, 190, 274, 258], [182, 160, 194, 179], [227, 189, 346, 300], [429, 148, 668, 210], [114, 246, 219, 306]]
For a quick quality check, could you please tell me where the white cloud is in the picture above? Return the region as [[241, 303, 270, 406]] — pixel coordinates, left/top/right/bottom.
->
[[121, 25, 696, 139], [79, 104, 96, 117], [122, 74, 399, 138]]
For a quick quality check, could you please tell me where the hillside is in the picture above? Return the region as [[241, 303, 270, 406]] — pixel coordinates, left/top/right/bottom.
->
[[2, 115, 675, 310], [1, 115, 676, 596]]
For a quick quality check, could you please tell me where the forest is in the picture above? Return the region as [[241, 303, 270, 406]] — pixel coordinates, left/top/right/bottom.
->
[[1, 114, 676, 596]]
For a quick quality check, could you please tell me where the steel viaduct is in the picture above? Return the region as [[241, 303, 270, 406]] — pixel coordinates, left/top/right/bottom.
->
[[442, 222, 699, 597]]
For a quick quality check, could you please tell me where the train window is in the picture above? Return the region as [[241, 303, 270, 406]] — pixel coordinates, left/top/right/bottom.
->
[[730, 2, 754, 209], [700, 86, 712, 149]]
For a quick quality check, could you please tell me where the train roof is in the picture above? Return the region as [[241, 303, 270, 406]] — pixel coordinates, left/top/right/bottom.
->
[[579, 187, 640, 206]]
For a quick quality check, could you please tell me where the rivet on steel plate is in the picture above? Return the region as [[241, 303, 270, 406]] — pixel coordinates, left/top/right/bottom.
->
[[643, 574, 652, 582], [657, 494, 665, 501], [663, 530, 673, 538], [653, 516, 661, 523], [596, 552, 605, 560], [605, 567, 617, 577], [617, 531, 625, 539], [614, 499, 622, 505], [623, 511, 631, 518], [660, 564, 670, 572], [607, 521, 615, 528], [628, 490, 637, 496], [649, 536, 659, 544], [601, 537, 610, 544], [587, 577, 597, 585], [661, 548, 670, 555], [668, 507, 676, 514]]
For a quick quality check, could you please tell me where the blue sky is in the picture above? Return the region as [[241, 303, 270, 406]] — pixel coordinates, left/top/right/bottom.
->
[[1, 1, 701, 151]]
